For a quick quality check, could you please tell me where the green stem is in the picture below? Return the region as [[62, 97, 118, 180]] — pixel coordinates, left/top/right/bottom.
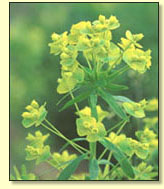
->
[[116, 119, 128, 135], [104, 162, 120, 180], [98, 119, 127, 160], [45, 119, 61, 135], [98, 148, 108, 161], [103, 152, 113, 178], [89, 94, 98, 159], [45, 160, 77, 180], [89, 142, 96, 159], [102, 119, 129, 178], [41, 122, 87, 154], [69, 91, 80, 114], [104, 156, 133, 180], [106, 120, 125, 134], [77, 61, 86, 70], [85, 55, 92, 70], [56, 86, 80, 106], [45, 120, 88, 153], [107, 41, 133, 73]]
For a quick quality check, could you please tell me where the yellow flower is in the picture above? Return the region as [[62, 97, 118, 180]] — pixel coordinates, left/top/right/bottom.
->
[[145, 98, 158, 111]]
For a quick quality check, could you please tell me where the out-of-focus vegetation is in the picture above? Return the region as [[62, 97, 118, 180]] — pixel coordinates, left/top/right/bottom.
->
[[10, 2, 158, 178]]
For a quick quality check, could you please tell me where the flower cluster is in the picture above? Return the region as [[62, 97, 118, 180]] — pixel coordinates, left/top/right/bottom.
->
[[21, 100, 47, 128], [107, 132, 149, 159], [49, 15, 152, 95], [122, 99, 147, 118], [25, 131, 51, 165], [49, 150, 77, 170], [76, 106, 108, 142]]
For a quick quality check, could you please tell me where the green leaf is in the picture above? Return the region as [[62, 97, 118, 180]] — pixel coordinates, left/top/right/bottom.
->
[[26, 173, 36, 180], [13, 166, 21, 180], [57, 154, 87, 180], [89, 93, 98, 120], [98, 159, 114, 166], [100, 138, 135, 178], [59, 137, 86, 153], [35, 106, 48, 126], [21, 164, 27, 178], [85, 175, 91, 180], [118, 140, 134, 157], [57, 77, 77, 94], [98, 89, 128, 120], [123, 102, 145, 118], [73, 67, 85, 83], [135, 145, 149, 159], [107, 65, 129, 81], [89, 158, 99, 180], [106, 83, 129, 91], [22, 118, 35, 128], [10, 174, 15, 180], [56, 87, 80, 106], [83, 66, 93, 76], [59, 90, 92, 112], [113, 95, 133, 103]]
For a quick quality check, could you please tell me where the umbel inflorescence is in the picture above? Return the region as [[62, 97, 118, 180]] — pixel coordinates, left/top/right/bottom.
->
[[49, 15, 151, 95]]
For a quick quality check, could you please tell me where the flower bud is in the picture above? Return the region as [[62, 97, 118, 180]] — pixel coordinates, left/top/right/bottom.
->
[[25, 105, 33, 112], [51, 33, 60, 41], [94, 24, 107, 32], [22, 112, 32, 119], [31, 100, 39, 109], [60, 52, 70, 60], [99, 15, 106, 24], [57, 78, 62, 83], [133, 33, 144, 42]]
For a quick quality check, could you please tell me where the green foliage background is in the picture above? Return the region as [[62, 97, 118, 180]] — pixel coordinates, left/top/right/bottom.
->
[[10, 2, 158, 176]]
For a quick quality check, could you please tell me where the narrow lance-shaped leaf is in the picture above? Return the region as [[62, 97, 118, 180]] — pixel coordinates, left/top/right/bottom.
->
[[59, 137, 86, 153], [89, 93, 98, 121], [56, 86, 80, 106], [57, 154, 87, 180], [100, 138, 135, 178], [105, 83, 129, 91], [98, 159, 114, 167], [59, 90, 92, 112], [98, 89, 128, 120], [89, 158, 99, 180], [113, 95, 133, 103], [107, 65, 129, 81]]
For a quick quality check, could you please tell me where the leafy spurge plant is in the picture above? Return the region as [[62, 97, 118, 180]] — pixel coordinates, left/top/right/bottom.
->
[[11, 15, 158, 181]]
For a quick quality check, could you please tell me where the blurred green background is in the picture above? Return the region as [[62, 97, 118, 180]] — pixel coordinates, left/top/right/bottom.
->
[[10, 2, 158, 178]]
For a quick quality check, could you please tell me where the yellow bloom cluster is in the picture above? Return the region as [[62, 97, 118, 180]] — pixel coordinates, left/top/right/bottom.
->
[[76, 116, 106, 142], [50, 150, 77, 170], [122, 99, 147, 118], [49, 15, 152, 94], [22, 100, 47, 128], [25, 131, 51, 164], [136, 127, 158, 149], [76, 105, 109, 122], [76, 105, 108, 142], [107, 132, 149, 159], [145, 98, 158, 111], [49, 15, 122, 94]]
